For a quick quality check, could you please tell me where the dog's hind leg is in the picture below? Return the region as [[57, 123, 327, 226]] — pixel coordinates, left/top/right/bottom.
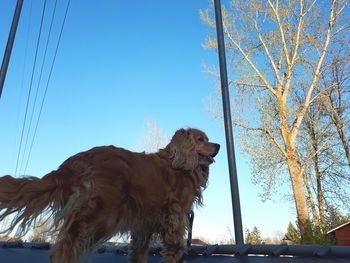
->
[[128, 231, 152, 263], [49, 207, 104, 263], [50, 207, 120, 262], [50, 219, 92, 263]]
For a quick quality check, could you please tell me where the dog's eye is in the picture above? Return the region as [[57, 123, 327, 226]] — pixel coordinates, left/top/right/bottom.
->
[[198, 137, 204, 142]]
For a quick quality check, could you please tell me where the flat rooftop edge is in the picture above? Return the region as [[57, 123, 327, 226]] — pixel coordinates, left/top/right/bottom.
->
[[0, 242, 349, 258]]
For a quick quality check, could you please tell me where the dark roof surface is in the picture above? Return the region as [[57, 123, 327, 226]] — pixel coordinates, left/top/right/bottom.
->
[[1, 242, 350, 263]]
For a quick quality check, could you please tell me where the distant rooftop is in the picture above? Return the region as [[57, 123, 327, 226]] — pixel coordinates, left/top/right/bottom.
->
[[327, 221, 350, 234]]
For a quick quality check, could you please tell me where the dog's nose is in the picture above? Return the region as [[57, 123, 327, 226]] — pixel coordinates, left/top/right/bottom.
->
[[213, 143, 220, 156]]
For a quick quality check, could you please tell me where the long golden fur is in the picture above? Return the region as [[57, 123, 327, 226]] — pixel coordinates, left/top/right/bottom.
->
[[0, 128, 219, 263]]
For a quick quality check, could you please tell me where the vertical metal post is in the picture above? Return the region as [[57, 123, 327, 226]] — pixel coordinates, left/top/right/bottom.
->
[[213, 0, 244, 245], [0, 0, 24, 98]]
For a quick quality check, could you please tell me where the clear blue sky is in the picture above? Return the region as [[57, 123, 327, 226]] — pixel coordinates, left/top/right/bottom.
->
[[0, 0, 294, 242]]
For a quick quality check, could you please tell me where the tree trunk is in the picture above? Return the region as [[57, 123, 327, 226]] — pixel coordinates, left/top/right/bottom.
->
[[327, 89, 350, 169], [286, 156, 312, 243], [309, 126, 326, 229], [303, 173, 320, 227], [334, 118, 350, 169], [278, 94, 312, 243], [313, 151, 326, 229]]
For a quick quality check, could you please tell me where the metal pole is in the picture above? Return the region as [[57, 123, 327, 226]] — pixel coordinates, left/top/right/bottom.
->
[[213, 0, 244, 245], [0, 0, 24, 98]]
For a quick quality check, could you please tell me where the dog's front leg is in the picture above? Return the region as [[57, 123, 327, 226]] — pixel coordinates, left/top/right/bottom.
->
[[160, 210, 187, 263]]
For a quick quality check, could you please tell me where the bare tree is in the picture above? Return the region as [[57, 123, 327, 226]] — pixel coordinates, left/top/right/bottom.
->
[[29, 218, 56, 243], [295, 40, 350, 231], [142, 118, 169, 153], [201, 0, 350, 242], [321, 52, 350, 168]]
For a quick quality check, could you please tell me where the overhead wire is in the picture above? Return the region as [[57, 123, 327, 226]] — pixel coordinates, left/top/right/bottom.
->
[[20, 0, 58, 174], [14, 0, 47, 176], [24, 0, 71, 174], [14, 0, 33, 170]]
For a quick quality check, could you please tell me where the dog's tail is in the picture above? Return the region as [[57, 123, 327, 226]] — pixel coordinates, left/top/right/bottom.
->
[[0, 170, 71, 236]]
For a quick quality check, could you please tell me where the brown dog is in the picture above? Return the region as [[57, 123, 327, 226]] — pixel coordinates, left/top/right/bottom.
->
[[0, 128, 219, 263]]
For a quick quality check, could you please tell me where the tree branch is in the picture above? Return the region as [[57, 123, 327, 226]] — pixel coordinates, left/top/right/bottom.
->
[[223, 23, 277, 95], [309, 81, 342, 105], [229, 80, 267, 89], [283, 0, 304, 99], [234, 122, 287, 157], [302, 0, 318, 17], [291, 1, 337, 142], [267, 0, 291, 65], [252, 18, 282, 86], [303, 129, 339, 164]]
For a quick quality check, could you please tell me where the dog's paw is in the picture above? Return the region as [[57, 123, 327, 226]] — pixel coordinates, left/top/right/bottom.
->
[[159, 261, 188, 263], [177, 256, 188, 263], [158, 258, 187, 263]]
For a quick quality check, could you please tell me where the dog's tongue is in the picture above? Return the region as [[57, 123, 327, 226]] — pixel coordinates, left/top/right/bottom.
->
[[207, 156, 215, 163]]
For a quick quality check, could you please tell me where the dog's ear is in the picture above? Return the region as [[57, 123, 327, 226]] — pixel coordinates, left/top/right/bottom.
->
[[167, 129, 198, 170]]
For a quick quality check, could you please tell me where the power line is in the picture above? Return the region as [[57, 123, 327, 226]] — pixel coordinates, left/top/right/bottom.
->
[[24, 0, 72, 174], [20, 0, 59, 174], [14, 0, 33, 168], [14, 0, 48, 176]]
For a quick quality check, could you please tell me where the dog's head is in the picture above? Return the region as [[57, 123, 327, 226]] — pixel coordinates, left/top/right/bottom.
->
[[166, 128, 220, 171]]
